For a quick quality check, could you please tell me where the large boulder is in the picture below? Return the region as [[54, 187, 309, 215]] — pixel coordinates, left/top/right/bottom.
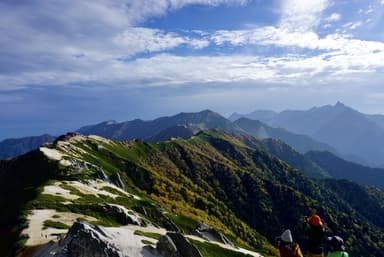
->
[[156, 232, 202, 257], [55, 222, 121, 257], [194, 222, 234, 247]]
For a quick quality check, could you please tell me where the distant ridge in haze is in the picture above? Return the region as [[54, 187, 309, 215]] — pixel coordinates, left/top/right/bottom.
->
[[229, 110, 277, 122], [77, 109, 241, 141], [306, 151, 384, 188], [231, 102, 384, 167], [0, 134, 56, 159], [1, 110, 344, 170], [233, 118, 337, 154]]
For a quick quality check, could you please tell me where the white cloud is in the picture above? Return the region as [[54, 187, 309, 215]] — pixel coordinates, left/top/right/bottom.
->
[[343, 21, 363, 30], [113, 28, 209, 56], [1, 0, 384, 93], [325, 13, 341, 22], [125, 0, 250, 24], [280, 0, 330, 32]]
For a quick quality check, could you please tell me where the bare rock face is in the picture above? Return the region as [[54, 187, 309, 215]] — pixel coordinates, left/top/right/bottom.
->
[[55, 222, 121, 257], [109, 172, 125, 190], [34, 222, 203, 257], [194, 222, 234, 248], [155, 232, 202, 257], [156, 234, 179, 257]]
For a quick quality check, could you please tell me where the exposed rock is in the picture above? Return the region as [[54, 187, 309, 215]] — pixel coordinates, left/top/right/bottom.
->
[[54, 222, 121, 257], [95, 170, 125, 190], [162, 218, 182, 233], [156, 232, 202, 257], [101, 203, 139, 226], [95, 170, 108, 180], [68, 159, 89, 173], [194, 222, 234, 247], [156, 234, 179, 257], [109, 172, 125, 190]]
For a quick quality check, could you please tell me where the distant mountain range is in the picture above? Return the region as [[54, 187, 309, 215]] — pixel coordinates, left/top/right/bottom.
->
[[230, 102, 384, 167], [2, 106, 384, 188], [233, 118, 336, 154], [77, 110, 240, 141], [0, 134, 55, 159]]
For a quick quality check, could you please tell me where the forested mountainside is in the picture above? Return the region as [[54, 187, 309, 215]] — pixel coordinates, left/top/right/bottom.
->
[[1, 131, 384, 257]]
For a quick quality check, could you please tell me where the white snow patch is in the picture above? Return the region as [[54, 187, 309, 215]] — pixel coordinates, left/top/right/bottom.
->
[[40, 146, 72, 167], [22, 209, 97, 246], [40, 147, 65, 161], [104, 226, 163, 257], [68, 179, 140, 200], [88, 135, 114, 144], [42, 183, 80, 200]]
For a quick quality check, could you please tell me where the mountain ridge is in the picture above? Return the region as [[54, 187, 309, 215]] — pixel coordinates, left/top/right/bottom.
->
[[2, 131, 384, 257], [230, 102, 384, 167], [306, 150, 384, 188]]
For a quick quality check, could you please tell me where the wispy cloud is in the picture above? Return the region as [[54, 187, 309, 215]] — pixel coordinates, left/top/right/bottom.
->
[[125, 0, 250, 24], [343, 21, 363, 30], [325, 13, 341, 22], [114, 28, 209, 56]]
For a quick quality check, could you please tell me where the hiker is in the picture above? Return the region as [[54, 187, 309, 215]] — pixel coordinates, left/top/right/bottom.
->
[[303, 214, 325, 257], [326, 236, 349, 257], [276, 229, 304, 257]]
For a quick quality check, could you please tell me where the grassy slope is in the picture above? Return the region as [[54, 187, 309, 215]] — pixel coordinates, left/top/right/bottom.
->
[[2, 132, 384, 256], [69, 131, 384, 256]]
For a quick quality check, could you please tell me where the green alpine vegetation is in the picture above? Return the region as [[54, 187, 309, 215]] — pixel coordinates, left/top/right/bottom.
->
[[1, 130, 384, 257]]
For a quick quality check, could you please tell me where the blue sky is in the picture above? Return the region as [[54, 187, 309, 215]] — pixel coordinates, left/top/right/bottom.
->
[[1, 0, 384, 139]]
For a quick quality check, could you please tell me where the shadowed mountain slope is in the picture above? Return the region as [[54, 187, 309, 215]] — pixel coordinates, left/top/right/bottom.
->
[[306, 150, 384, 188]]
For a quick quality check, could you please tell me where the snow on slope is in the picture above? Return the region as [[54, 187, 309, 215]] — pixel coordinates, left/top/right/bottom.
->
[[22, 209, 97, 246]]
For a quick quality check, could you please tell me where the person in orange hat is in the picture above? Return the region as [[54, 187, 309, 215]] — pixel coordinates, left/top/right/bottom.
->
[[303, 214, 325, 257]]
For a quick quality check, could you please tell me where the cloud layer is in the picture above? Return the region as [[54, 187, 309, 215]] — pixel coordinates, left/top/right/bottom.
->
[[0, 0, 383, 92]]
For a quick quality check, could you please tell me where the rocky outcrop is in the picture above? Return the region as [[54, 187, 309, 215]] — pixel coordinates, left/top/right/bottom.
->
[[34, 222, 201, 257], [109, 172, 125, 190], [194, 222, 234, 248], [95, 170, 125, 190], [103, 203, 144, 226], [54, 222, 121, 257], [155, 232, 202, 257]]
